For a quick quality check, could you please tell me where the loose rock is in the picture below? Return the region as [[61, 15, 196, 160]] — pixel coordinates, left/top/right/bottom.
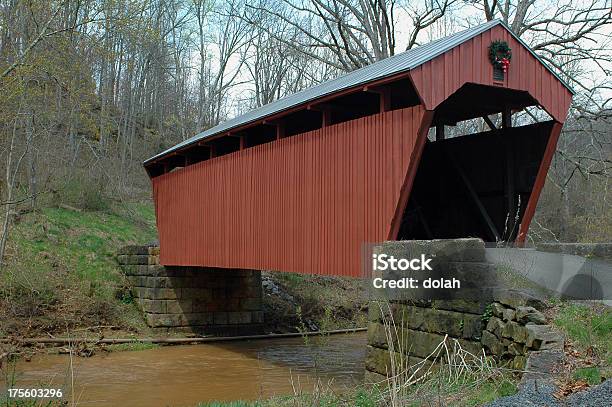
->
[[515, 306, 547, 325]]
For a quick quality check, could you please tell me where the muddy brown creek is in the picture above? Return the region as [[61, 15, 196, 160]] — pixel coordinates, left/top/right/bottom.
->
[[2, 332, 366, 406]]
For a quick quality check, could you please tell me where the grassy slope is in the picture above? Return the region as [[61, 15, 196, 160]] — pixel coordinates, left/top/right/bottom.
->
[[12, 203, 157, 280], [553, 300, 612, 383], [0, 203, 158, 338]]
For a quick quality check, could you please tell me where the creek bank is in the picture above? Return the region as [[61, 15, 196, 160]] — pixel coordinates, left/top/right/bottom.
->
[[1, 267, 368, 360], [116, 244, 367, 336], [261, 271, 368, 333]]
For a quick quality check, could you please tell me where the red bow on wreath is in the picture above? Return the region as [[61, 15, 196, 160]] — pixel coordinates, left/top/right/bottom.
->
[[499, 57, 510, 73]]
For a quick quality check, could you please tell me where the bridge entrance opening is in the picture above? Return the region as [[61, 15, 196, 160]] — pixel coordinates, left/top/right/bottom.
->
[[398, 84, 555, 243]]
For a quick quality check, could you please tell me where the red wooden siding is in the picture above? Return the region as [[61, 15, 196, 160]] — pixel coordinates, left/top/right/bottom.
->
[[409, 25, 572, 123], [388, 110, 434, 239], [516, 122, 563, 243], [153, 106, 425, 276]]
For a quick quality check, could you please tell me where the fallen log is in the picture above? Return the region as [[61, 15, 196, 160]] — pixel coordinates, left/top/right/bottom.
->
[[0, 327, 366, 345]]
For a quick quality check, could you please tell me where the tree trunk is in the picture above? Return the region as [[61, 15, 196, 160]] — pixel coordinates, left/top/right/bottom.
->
[[26, 110, 37, 209], [0, 117, 19, 266]]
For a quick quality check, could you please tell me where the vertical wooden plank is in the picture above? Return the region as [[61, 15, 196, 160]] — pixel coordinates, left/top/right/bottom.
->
[[431, 54, 442, 107], [516, 122, 563, 243], [482, 29, 491, 86], [473, 32, 482, 84], [444, 51, 452, 101], [387, 108, 431, 240], [454, 45, 461, 93], [422, 63, 433, 108]]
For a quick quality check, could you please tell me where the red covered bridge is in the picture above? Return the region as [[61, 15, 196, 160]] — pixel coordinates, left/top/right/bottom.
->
[[144, 20, 573, 278]]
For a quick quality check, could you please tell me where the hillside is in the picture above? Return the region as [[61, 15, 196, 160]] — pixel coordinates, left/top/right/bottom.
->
[[0, 203, 367, 346], [0, 203, 158, 340]]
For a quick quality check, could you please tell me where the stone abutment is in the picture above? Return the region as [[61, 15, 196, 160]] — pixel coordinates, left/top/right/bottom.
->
[[366, 239, 564, 382], [117, 245, 263, 335]]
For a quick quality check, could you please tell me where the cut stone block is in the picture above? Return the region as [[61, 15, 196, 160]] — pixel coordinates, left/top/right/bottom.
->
[[501, 321, 528, 343], [118, 245, 263, 333], [525, 324, 564, 351]]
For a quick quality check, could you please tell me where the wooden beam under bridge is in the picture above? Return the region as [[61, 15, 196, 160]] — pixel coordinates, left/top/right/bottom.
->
[[444, 147, 501, 241]]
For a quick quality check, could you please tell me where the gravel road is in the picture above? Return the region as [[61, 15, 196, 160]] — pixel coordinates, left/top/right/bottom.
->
[[486, 378, 611, 406]]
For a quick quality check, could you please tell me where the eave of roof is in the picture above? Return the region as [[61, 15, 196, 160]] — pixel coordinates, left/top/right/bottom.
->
[[145, 19, 574, 165]]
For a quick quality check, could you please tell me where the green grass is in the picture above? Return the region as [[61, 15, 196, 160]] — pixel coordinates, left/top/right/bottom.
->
[[574, 367, 602, 385], [10, 202, 157, 284], [275, 272, 305, 287], [105, 342, 160, 352], [196, 389, 379, 407], [458, 379, 518, 406], [554, 302, 612, 364], [0, 201, 157, 335], [195, 376, 517, 407]]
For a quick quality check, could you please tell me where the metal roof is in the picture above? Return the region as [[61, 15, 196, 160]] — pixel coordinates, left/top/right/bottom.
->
[[145, 19, 573, 164]]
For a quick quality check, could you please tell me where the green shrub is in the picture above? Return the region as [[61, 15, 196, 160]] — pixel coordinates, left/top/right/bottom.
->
[[278, 272, 305, 287], [115, 286, 134, 304], [54, 175, 110, 211]]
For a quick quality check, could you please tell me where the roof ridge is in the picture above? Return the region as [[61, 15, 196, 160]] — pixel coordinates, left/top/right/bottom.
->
[[145, 18, 574, 165], [234, 20, 502, 116]]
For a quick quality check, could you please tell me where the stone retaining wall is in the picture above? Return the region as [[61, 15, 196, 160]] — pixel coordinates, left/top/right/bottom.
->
[[481, 300, 563, 370], [366, 239, 563, 382], [117, 245, 263, 335], [366, 299, 486, 381]]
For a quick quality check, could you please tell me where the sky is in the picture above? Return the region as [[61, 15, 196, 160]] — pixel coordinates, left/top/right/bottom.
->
[[194, 0, 611, 124]]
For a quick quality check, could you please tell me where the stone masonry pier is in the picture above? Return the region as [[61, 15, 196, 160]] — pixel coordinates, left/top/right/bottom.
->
[[117, 245, 263, 335], [366, 239, 564, 382]]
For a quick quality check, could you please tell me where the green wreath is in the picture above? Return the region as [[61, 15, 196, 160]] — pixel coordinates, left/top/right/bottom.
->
[[489, 40, 512, 72]]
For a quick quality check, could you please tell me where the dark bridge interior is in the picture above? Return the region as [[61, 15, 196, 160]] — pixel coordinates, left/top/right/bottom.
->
[[398, 121, 554, 242]]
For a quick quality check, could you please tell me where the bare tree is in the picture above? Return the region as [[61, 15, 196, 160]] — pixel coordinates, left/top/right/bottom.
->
[[243, 0, 456, 72], [0, 0, 608, 252], [0, 108, 29, 264], [195, 0, 251, 129], [472, 0, 611, 109], [460, 1, 611, 242]]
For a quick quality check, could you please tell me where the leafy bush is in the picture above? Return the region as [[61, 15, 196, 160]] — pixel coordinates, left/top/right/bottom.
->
[[0, 262, 59, 318], [115, 285, 134, 304]]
